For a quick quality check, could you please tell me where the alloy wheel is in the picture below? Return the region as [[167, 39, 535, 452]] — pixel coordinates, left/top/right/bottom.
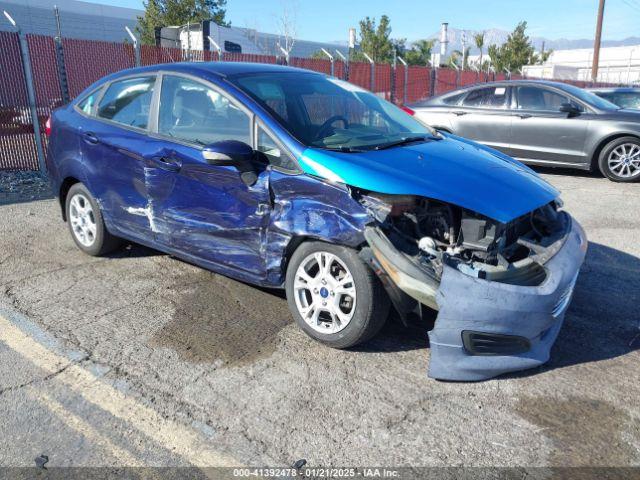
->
[[69, 193, 97, 247], [293, 251, 357, 334], [608, 143, 640, 178]]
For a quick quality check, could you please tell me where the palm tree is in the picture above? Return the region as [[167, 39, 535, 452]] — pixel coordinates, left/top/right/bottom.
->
[[474, 31, 486, 67], [413, 39, 435, 64]]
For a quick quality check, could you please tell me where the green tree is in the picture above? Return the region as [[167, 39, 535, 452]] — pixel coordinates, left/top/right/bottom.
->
[[137, 0, 228, 45], [487, 43, 500, 70], [391, 38, 407, 59], [403, 39, 434, 65], [535, 49, 553, 64], [352, 15, 394, 63], [473, 31, 485, 65], [486, 21, 535, 72]]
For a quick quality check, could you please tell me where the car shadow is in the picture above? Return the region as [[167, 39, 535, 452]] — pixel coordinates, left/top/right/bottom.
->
[[356, 241, 640, 374], [534, 241, 640, 373], [105, 242, 164, 259], [530, 165, 602, 179]]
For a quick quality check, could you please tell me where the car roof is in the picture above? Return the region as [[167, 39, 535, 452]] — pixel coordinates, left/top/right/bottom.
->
[[96, 61, 322, 84], [444, 79, 584, 94], [412, 79, 589, 107], [587, 87, 640, 93]]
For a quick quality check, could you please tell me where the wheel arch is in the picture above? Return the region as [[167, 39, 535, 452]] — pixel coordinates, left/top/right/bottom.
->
[[59, 176, 81, 221], [590, 132, 640, 171], [279, 235, 367, 284]]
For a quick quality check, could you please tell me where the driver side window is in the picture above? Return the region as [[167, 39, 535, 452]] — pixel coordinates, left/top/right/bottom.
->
[[516, 86, 570, 111], [256, 126, 298, 171], [158, 75, 251, 146]]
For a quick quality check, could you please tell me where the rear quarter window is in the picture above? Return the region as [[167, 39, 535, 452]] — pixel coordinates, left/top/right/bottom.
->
[[462, 87, 508, 108], [77, 88, 102, 115], [442, 92, 465, 105], [97, 76, 155, 129]]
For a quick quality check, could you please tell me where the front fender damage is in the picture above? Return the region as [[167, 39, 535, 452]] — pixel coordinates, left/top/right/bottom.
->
[[362, 201, 588, 381]]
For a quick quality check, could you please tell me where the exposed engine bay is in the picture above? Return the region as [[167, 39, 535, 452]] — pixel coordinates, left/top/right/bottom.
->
[[358, 192, 571, 310]]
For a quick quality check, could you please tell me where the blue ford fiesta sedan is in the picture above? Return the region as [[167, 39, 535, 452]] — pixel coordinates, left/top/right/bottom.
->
[[46, 62, 587, 380]]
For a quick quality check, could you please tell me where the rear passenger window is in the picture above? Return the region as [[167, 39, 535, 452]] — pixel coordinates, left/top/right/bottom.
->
[[442, 92, 465, 105], [158, 75, 251, 146], [97, 76, 155, 129], [77, 88, 101, 115], [463, 87, 508, 109]]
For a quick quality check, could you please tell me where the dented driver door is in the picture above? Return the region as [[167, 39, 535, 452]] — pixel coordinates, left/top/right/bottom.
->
[[147, 73, 271, 280], [152, 144, 271, 279]]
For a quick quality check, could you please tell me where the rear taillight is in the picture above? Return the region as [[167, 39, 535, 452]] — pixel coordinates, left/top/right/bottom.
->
[[45, 116, 52, 136], [400, 106, 415, 116]]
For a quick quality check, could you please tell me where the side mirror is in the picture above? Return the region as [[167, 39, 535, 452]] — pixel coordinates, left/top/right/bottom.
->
[[202, 140, 254, 166], [559, 103, 580, 116]]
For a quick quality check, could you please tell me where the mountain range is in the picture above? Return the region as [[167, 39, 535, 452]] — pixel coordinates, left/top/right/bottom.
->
[[426, 27, 640, 54], [332, 27, 640, 54]]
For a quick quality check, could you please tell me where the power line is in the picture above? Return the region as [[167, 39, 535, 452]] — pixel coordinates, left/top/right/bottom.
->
[[620, 0, 640, 12]]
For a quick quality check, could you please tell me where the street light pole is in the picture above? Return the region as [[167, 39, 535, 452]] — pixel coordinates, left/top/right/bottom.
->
[[591, 0, 606, 82]]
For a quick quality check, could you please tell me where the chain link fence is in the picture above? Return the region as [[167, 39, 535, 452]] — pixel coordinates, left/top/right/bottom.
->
[[0, 30, 626, 171]]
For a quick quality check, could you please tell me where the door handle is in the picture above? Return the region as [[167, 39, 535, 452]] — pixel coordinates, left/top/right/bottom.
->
[[517, 113, 532, 119], [83, 132, 99, 144], [151, 155, 182, 172], [452, 110, 467, 116]]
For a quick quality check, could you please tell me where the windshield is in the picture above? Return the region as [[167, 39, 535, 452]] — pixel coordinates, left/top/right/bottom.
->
[[231, 72, 436, 151], [560, 84, 619, 110], [596, 91, 640, 109]]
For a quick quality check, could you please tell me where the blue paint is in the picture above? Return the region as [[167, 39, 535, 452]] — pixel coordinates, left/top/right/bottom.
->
[[298, 134, 558, 224], [428, 218, 587, 380]]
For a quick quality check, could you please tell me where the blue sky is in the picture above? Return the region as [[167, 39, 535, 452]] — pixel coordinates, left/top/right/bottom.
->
[[96, 0, 640, 42]]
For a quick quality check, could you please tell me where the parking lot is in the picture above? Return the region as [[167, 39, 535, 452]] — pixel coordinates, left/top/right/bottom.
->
[[0, 168, 639, 470]]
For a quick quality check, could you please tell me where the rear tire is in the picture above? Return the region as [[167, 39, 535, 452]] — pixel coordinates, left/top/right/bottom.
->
[[285, 241, 390, 349], [598, 136, 640, 182], [65, 183, 121, 256]]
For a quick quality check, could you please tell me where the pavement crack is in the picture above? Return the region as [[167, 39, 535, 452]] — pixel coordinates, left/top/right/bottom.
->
[[0, 356, 88, 397]]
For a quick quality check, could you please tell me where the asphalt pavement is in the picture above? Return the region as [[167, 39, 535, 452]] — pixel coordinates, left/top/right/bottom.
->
[[0, 169, 638, 473]]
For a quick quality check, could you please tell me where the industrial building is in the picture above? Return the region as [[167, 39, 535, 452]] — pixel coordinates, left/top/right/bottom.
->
[[522, 44, 640, 84], [0, 0, 138, 42]]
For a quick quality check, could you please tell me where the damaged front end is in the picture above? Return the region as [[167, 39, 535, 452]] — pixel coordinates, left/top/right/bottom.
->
[[358, 192, 588, 381]]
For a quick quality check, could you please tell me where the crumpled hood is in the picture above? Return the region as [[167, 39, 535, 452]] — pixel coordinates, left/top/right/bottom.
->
[[297, 134, 559, 223]]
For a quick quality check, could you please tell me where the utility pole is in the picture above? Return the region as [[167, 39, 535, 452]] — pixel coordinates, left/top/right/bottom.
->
[[591, 0, 605, 81], [461, 31, 466, 69]]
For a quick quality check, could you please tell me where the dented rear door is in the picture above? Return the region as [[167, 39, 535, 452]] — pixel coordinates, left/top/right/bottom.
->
[[80, 75, 158, 240]]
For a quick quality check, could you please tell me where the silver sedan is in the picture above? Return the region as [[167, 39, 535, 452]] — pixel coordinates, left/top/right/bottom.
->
[[410, 80, 640, 182]]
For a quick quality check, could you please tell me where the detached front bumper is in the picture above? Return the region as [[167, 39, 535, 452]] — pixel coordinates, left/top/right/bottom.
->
[[365, 215, 588, 381]]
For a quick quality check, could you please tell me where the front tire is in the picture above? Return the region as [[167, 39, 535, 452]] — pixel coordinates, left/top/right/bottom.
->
[[285, 242, 390, 349], [598, 136, 640, 182], [65, 183, 121, 256]]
